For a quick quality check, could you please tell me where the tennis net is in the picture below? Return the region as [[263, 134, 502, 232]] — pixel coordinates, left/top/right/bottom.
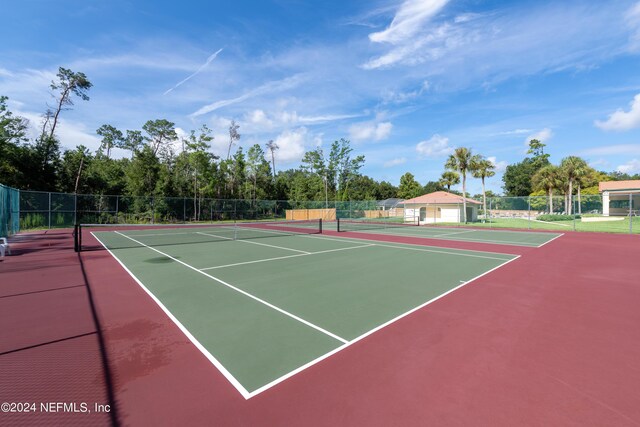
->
[[74, 219, 322, 252], [337, 217, 418, 232]]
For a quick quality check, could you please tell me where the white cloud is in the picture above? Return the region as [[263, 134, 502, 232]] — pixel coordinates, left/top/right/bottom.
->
[[415, 134, 452, 158], [381, 80, 430, 104], [369, 0, 449, 44], [524, 128, 553, 145], [297, 113, 364, 124], [349, 121, 393, 142], [164, 48, 223, 95], [616, 158, 640, 174], [588, 159, 611, 169], [273, 127, 309, 163], [191, 74, 307, 117], [383, 157, 406, 168], [487, 156, 507, 172], [595, 93, 640, 131], [493, 128, 533, 136], [625, 2, 640, 51], [246, 109, 273, 128], [362, 0, 631, 91]]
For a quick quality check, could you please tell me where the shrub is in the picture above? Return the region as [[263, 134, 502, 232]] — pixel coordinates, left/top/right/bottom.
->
[[536, 214, 580, 221]]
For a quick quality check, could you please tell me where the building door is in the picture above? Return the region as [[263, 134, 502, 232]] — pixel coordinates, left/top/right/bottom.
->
[[419, 207, 426, 221]]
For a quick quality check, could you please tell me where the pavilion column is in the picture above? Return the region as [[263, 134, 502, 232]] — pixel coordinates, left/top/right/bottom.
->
[[603, 191, 610, 216]]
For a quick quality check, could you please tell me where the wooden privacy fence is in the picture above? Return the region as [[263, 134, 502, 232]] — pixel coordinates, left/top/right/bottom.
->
[[286, 208, 336, 220], [363, 208, 404, 218]]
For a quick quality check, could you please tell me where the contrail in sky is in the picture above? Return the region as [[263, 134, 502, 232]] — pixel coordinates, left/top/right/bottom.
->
[[164, 48, 223, 95]]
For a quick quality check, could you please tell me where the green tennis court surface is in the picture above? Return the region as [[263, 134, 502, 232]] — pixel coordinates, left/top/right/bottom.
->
[[92, 225, 518, 398], [336, 219, 563, 247]]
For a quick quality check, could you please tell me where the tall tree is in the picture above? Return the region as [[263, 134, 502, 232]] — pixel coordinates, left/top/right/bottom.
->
[[471, 158, 496, 220], [301, 139, 365, 201], [397, 172, 423, 199], [439, 171, 460, 192], [122, 130, 144, 155], [96, 124, 124, 158], [142, 119, 178, 158], [503, 139, 551, 196], [531, 165, 559, 213], [227, 120, 240, 160], [246, 144, 270, 202], [575, 164, 597, 215], [0, 96, 30, 187], [265, 139, 279, 179], [527, 139, 550, 166], [445, 147, 480, 223], [43, 67, 92, 143], [559, 156, 589, 215]]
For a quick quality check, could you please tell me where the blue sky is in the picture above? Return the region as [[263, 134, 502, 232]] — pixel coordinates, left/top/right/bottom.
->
[[2, 0, 640, 195]]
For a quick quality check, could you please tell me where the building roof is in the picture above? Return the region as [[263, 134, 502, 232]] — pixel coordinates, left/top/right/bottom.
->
[[376, 198, 404, 209], [599, 180, 640, 192], [403, 191, 482, 205]]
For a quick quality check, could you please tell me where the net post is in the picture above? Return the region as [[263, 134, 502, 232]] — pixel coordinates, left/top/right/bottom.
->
[[336, 218, 341, 232], [318, 218, 322, 234], [74, 224, 81, 252]]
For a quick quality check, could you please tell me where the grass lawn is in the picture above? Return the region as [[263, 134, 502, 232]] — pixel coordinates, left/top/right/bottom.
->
[[445, 216, 640, 234]]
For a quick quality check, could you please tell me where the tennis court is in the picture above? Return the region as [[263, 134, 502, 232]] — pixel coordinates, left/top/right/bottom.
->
[[336, 218, 563, 247], [81, 220, 518, 398]]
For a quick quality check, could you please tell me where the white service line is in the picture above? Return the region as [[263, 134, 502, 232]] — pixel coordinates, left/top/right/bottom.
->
[[196, 231, 310, 254], [200, 244, 374, 271], [432, 229, 477, 237], [114, 231, 349, 345], [245, 254, 522, 398]]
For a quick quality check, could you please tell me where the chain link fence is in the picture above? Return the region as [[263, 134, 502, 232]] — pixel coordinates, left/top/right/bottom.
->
[[0, 183, 20, 236], [15, 190, 639, 234]]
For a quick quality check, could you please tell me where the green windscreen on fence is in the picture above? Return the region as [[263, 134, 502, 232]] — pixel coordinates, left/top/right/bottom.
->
[[0, 183, 20, 236]]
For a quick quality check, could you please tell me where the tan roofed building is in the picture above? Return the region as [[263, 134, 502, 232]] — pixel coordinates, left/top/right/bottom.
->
[[403, 191, 481, 224], [599, 180, 640, 216]]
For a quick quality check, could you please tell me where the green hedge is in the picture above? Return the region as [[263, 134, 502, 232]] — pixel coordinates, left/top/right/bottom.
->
[[536, 214, 580, 221]]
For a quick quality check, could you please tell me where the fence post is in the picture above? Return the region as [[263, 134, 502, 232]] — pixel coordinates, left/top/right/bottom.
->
[[527, 197, 531, 230], [74, 193, 77, 226], [183, 197, 186, 223], [630, 193, 633, 235], [115, 196, 119, 223], [151, 197, 155, 224], [48, 192, 51, 229]]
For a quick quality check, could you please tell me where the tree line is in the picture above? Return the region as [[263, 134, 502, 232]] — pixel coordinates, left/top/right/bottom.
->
[[1, 67, 637, 211]]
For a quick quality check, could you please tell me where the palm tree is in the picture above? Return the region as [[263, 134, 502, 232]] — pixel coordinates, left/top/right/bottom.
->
[[532, 165, 559, 214], [559, 156, 589, 215], [265, 140, 279, 179], [575, 165, 597, 215], [471, 158, 496, 221], [445, 147, 481, 223], [439, 171, 460, 192]]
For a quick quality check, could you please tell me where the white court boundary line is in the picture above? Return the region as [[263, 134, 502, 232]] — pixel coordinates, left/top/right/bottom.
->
[[91, 232, 253, 399], [113, 231, 349, 347], [536, 232, 565, 248], [340, 224, 563, 247], [302, 234, 516, 261], [92, 229, 519, 399], [200, 244, 374, 270]]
